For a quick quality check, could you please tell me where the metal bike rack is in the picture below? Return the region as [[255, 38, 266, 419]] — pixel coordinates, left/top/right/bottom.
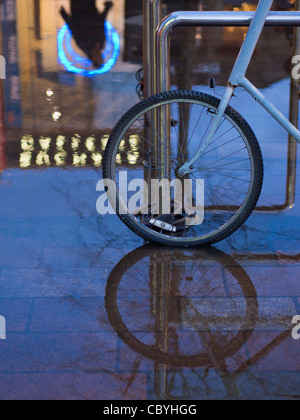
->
[[143, 0, 162, 98], [156, 11, 300, 94], [287, 0, 300, 213], [143, 0, 300, 212]]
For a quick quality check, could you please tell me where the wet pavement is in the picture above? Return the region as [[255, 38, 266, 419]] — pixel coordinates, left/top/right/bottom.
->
[[0, 0, 300, 400]]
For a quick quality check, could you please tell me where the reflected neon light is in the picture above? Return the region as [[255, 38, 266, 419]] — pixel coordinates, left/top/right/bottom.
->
[[57, 21, 120, 76]]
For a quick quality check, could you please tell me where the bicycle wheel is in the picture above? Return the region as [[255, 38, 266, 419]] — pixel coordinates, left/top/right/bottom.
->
[[103, 90, 264, 247]]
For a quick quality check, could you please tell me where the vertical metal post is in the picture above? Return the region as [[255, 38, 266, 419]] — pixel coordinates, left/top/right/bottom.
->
[[143, 0, 162, 98], [144, 0, 169, 205], [287, 0, 300, 209], [0, 84, 6, 175], [143, 1, 163, 206]]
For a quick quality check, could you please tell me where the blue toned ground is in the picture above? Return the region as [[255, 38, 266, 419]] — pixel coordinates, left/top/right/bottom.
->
[[0, 0, 300, 400]]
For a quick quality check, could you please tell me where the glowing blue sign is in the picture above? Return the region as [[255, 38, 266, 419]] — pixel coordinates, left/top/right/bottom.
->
[[58, 21, 120, 77]]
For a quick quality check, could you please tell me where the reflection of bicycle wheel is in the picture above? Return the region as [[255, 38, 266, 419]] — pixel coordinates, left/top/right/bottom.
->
[[105, 245, 258, 368]]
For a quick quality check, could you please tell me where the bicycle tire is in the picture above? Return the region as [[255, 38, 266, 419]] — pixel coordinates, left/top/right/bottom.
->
[[103, 90, 264, 247]]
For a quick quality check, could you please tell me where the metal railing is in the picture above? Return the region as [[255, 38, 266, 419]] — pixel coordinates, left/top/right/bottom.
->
[[143, 0, 300, 212], [143, 0, 162, 98]]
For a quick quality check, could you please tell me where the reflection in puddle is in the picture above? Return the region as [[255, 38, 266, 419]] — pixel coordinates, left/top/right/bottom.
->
[[105, 246, 259, 399], [60, 1, 114, 69], [0, 0, 299, 401], [105, 246, 297, 399], [15, 133, 141, 168]]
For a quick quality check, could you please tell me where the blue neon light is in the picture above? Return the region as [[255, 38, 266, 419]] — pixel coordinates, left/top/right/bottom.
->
[[58, 21, 120, 76]]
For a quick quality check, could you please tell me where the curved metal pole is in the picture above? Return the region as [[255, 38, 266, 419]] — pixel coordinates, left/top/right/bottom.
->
[[157, 11, 300, 93], [287, 0, 300, 211], [156, 10, 300, 213]]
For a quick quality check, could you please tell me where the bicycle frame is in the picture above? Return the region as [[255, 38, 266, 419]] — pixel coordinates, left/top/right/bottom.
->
[[178, 0, 300, 177]]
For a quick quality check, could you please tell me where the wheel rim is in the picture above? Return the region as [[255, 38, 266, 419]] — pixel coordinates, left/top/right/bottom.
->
[[105, 93, 262, 245]]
